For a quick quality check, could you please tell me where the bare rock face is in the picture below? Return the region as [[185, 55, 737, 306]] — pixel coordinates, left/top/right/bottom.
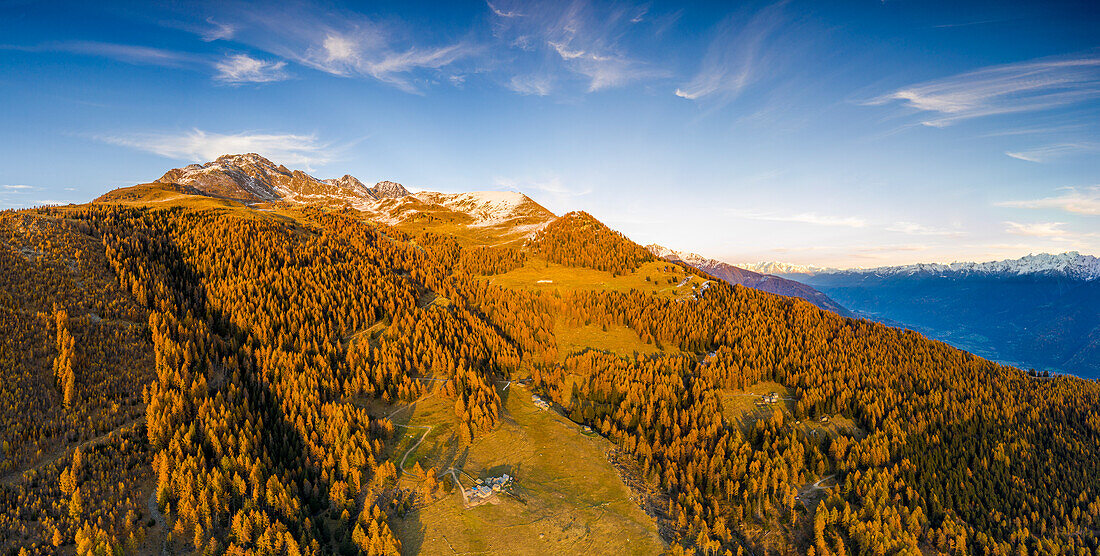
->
[[371, 180, 411, 199], [154, 153, 412, 207], [149, 153, 554, 240]]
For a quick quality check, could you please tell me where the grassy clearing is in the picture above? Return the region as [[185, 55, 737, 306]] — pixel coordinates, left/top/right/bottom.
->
[[485, 256, 693, 299], [388, 384, 665, 556], [718, 381, 865, 440], [554, 321, 680, 362]]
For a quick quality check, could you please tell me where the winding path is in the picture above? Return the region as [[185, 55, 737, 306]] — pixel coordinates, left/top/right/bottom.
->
[[0, 416, 145, 485], [397, 425, 433, 475]]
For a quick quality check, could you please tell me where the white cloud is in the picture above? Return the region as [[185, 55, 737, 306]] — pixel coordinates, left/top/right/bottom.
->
[[293, 30, 475, 93], [731, 209, 866, 228], [1, 184, 33, 190], [675, 3, 799, 104], [487, 1, 524, 18], [1004, 143, 1097, 163], [886, 221, 964, 236], [1004, 221, 1071, 239], [96, 129, 332, 169], [201, 18, 236, 42], [323, 34, 359, 64], [868, 53, 1100, 126], [490, 1, 665, 93], [7, 40, 295, 85], [212, 4, 477, 94], [215, 54, 289, 83], [548, 40, 660, 92], [6, 41, 203, 68], [507, 74, 553, 96], [998, 185, 1100, 215]]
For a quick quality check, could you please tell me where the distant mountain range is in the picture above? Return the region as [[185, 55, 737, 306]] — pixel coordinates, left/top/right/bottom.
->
[[754, 253, 1100, 377], [743, 252, 1100, 281], [646, 245, 851, 316]]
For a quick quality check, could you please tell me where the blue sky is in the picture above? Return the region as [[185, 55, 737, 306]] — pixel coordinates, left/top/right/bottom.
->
[[1, 0, 1097, 267]]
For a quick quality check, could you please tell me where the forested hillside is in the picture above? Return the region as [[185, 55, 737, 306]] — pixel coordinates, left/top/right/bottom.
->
[[2, 194, 1100, 556]]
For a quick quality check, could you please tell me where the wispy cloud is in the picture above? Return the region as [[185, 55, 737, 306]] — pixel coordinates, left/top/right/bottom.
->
[[489, 0, 666, 92], [201, 17, 236, 42], [0, 185, 44, 209], [2, 41, 203, 68], [1004, 142, 1098, 163], [731, 209, 866, 228], [867, 52, 1100, 127], [507, 74, 553, 95], [215, 54, 289, 83], [931, 17, 1014, 29], [1004, 221, 1072, 239], [292, 31, 474, 93], [998, 185, 1100, 215], [205, 4, 476, 94], [5, 40, 295, 87], [551, 41, 658, 91], [95, 129, 333, 169], [487, 0, 524, 18], [674, 4, 790, 102], [886, 221, 964, 236]]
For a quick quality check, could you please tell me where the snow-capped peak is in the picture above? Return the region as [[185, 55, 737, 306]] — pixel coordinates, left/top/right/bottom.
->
[[738, 261, 834, 275], [852, 252, 1100, 280], [645, 245, 711, 266]]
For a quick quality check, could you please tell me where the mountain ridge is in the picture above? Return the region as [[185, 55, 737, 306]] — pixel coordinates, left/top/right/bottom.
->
[[646, 244, 851, 316], [743, 251, 1100, 281], [144, 153, 558, 242]]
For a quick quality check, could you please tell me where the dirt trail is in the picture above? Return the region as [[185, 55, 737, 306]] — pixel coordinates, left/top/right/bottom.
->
[[0, 416, 145, 485], [146, 489, 171, 556], [398, 425, 433, 475]]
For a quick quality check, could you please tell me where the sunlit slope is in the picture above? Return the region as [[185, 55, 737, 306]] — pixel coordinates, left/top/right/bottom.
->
[[0, 210, 158, 551], [5, 178, 1100, 555], [381, 191, 557, 247], [96, 180, 558, 247], [386, 384, 666, 555]]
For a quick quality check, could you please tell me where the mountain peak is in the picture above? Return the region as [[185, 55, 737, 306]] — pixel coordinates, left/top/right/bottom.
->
[[213, 152, 276, 166], [645, 244, 709, 265], [139, 156, 562, 240], [154, 154, 405, 206], [323, 174, 368, 192], [372, 180, 410, 199]]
